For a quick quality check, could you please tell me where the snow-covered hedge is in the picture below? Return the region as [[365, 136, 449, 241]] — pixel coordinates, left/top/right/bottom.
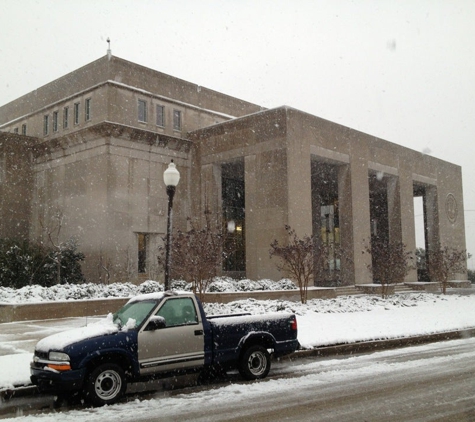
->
[[0, 277, 297, 304]]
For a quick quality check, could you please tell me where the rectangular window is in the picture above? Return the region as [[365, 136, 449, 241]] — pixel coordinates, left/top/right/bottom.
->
[[173, 109, 182, 131], [52, 111, 58, 132], [138, 99, 147, 122], [0, 154, 4, 183], [156, 105, 164, 127], [21, 124, 26, 135], [74, 103, 80, 125], [43, 115, 49, 136], [63, 107, 69, 129], [13, 128, 18, 133], [85, 98, 91, 121], [138, 233, 147, 274]]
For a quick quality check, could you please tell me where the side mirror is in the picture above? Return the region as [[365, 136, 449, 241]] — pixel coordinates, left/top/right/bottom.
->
[[145, 315, 166, 331]]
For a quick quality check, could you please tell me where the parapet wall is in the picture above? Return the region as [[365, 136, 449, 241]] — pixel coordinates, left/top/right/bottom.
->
[[0, 287, 335, 323]]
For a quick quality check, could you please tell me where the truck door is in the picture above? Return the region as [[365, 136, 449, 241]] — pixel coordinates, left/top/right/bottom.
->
[[137, 296, 205, 376]]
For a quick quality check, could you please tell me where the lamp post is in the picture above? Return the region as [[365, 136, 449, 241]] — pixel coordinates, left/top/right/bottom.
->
[[163, 160, 180, 291]]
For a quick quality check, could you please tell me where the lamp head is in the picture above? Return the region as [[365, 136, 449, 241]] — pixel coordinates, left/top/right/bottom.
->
[[163, 160, 180, 187]]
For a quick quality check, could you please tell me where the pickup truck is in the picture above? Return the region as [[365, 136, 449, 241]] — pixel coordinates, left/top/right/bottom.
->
[[31, 291, 299, 406]]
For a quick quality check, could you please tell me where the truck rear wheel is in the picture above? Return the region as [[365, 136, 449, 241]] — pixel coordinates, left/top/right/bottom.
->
[[85, 363, 126, 406], [239, 345, 271, 380]]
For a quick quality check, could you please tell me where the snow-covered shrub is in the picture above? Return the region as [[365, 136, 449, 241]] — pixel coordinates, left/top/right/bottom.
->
[[137, 280, 163, 294], [207, 278, 235, 292], [274, 278, 298, 290], [170, 280, 192, 291]]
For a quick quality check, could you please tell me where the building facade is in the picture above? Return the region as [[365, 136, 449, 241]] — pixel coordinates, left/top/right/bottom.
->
[[0, 55, 468, 284]]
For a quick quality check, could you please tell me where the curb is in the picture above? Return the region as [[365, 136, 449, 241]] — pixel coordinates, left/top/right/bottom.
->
[[290, 327, 475, 359], [3, 328, 475, 401]]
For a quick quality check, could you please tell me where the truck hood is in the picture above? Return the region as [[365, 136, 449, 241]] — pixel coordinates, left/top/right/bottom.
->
[[35, 313, 120, 353]]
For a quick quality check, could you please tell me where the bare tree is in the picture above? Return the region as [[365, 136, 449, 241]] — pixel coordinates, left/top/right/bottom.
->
[[158, 210, 231, 302], [97, 246, 111, 284], [427, 246, 467, 294], [269, 225, 324, 304], [40, 209, 65, 285], [365, 240, 414, 298]]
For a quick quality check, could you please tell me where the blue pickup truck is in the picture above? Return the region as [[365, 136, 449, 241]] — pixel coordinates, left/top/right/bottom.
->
[[31, 291, 299, 406]]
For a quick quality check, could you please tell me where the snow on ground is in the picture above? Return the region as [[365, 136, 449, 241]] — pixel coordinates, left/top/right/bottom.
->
[[0, 280, 474, 393]]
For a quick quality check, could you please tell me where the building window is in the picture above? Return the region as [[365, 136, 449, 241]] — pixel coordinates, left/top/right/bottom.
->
[[21, 124, 26, 135], [173, 109, 182, 130], [85, 98, 91, 121], [53, 111, 58, 132], [74, 103, 80, 125], [0, 154, 5, 183], [43, 115, 49, 135], [156, 105, 164, 127], [222, 161, 246, 272], [63, 107, 69, 129], [138, 99, 147, 122], [13, 128, 18, 133], [138, 233, 147, 273]]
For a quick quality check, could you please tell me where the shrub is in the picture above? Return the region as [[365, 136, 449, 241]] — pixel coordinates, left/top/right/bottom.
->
[[0, 238, 85, 288]]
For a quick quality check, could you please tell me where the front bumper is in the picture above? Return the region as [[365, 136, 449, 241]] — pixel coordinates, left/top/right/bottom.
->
[[30, 365, 86, 393]]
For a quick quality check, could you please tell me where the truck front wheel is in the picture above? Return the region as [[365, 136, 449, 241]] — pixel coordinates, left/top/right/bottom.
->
[[239, 345, 271, 380], [85, 363, 126, 406]]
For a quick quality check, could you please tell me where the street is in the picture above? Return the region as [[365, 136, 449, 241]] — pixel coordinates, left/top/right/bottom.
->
[[2, 337, 475, 421]]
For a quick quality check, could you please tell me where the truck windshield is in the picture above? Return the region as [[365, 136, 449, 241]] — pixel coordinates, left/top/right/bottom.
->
[[113, 300, 157, 329]]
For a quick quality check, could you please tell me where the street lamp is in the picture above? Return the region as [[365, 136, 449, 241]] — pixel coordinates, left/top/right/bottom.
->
[[163, 160, 180, 290]]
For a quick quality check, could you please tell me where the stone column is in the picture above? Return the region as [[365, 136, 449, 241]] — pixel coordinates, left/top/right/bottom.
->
[[338, 155, 372, 285], [397, 170, 418, 282]]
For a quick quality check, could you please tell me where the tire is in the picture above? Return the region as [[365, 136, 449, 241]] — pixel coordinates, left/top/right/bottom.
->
[[239, 345, 271, 380], [85, 363, 126, 406]]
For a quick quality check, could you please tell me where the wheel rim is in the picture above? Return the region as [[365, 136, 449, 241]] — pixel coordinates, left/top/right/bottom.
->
[[247, 351, 267, 376], [94, 369, 122, 401]]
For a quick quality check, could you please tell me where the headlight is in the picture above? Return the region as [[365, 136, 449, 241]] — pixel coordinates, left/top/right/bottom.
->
[[48, 351, 70, 362]]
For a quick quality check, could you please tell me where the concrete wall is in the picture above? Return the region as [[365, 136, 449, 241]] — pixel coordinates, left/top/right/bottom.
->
[[0, 133, 36, 240], [30, 122, 192, 282], [0, 288, 336, 323]]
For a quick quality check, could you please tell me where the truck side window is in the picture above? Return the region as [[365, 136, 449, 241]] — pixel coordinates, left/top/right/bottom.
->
[[156, 298, 198, 327]]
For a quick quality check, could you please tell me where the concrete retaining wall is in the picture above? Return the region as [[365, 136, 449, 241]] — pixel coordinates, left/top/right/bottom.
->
[[0, 287, 335, 323]]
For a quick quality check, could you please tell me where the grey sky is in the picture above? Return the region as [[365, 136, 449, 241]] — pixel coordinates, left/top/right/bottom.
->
[[1, 0, 474, 268]]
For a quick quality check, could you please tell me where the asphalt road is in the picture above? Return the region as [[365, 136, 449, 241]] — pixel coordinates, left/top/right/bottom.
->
[[4, 337, 474, 421], [138, 338, 475, 422]]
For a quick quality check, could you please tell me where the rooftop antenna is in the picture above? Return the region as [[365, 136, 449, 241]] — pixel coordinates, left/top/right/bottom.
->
[[107, 37, 112, 60]]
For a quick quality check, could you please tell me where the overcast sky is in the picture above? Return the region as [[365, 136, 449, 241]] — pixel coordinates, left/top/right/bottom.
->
[[1, 0, 474, 268]]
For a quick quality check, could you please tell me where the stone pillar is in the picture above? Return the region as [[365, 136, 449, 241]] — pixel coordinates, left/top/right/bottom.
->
[[245, 151, 287, 281], [286, 143, 313, 238], [339, 156, 372, 285], [397, 170, 418, 282], [200, 163, 222, 224], [424, 185, 441, 279]]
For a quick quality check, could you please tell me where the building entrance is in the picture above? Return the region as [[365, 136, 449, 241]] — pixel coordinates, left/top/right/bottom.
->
[[311, 161, 341, 286]]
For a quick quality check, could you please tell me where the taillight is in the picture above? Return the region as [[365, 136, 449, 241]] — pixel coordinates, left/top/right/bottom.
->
[[290, 316, 297, 331]]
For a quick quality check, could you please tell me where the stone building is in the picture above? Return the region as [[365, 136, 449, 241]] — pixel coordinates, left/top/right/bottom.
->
[[0, 55, 468, 285]]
